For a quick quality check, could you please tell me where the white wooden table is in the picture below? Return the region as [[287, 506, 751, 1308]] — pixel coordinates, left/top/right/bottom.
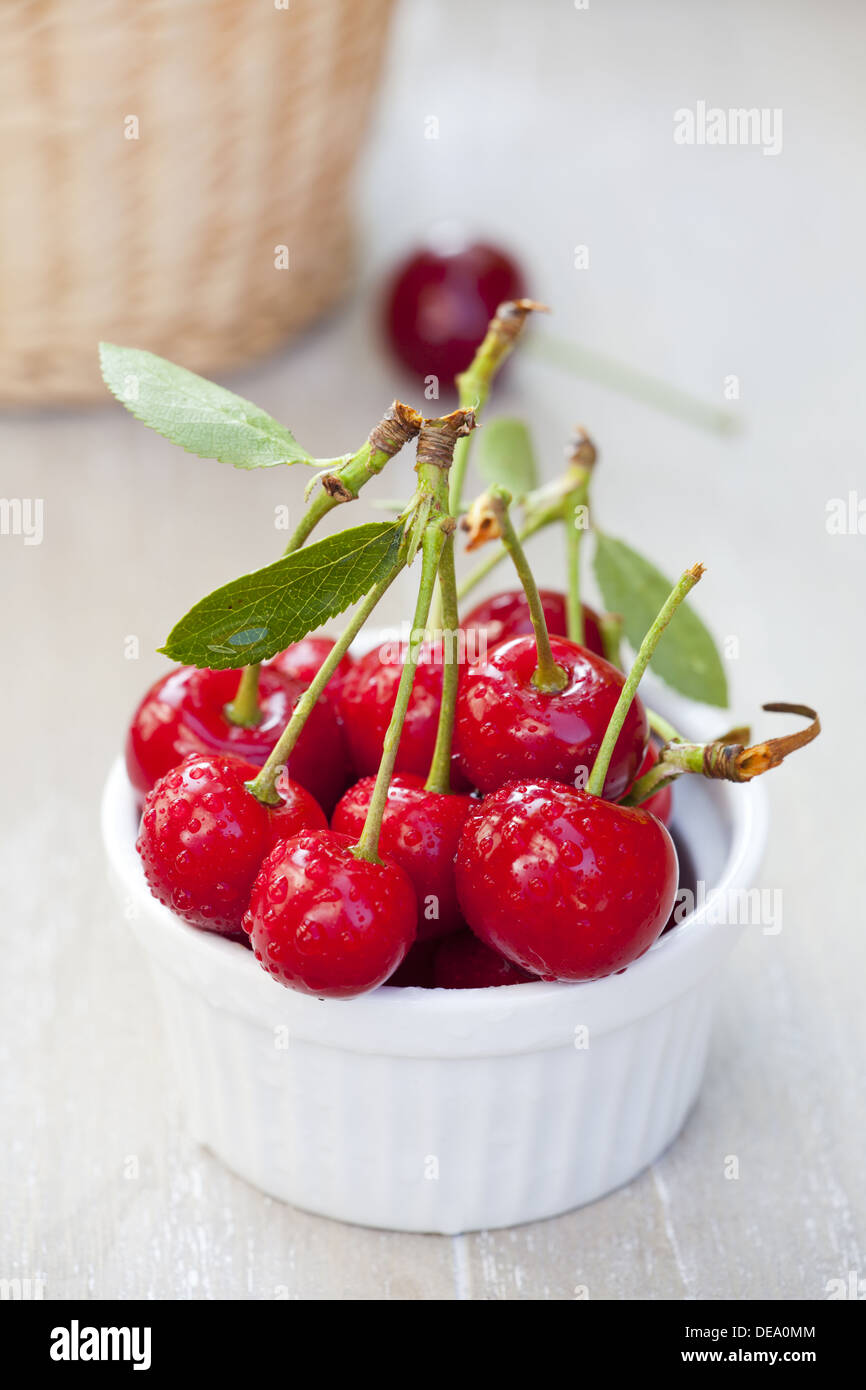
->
[[2, 0, 864, 1299]]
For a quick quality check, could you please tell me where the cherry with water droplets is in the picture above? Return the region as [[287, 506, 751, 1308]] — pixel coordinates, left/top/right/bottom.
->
[[136, 752, 327, 935], [269, 636, 354, 697], [125, 664, 351, 814], [243, 830, 417, 998], [454, 635, 648, 800], [337, 644, 471, 789], [331, 773, 473, 940], [460, 588, 605, 660], [455, 779, 678, 982]]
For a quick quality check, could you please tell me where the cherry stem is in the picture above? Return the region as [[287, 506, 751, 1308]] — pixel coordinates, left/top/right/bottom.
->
[[428, 300, 544, 636], [456, 502, 555, 601], [456, 464, 591, 607], [448, 299, 547, 516], [282, 484, 340, 557], [622, 704, 821, 806], [586, 563, 705, 797], [424, 532, 460, 796], [284, 401, 422, 557], [475, 486, 568, 694], [246, 563, 405, 806], [355, 529, 447, 862], [599, 632, 687, 743], [647, 707, 683, 745], [355, 410, 473, 861], [563, 429, 596, 644], [565, 487, 587, 644], [224, 663, 264, 729], [527, 333, 738, 436], [223, 402, 421, 735]]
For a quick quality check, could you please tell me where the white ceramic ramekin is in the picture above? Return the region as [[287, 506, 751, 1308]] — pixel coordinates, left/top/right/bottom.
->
[[101, 681, 767, 1234]]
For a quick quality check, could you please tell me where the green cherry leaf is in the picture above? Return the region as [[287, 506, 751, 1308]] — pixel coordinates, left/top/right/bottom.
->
[[476, 418, 539, 500], [161, 521, 405, 668], [593, 534, 728, 707], [99, 343, 314, 469]]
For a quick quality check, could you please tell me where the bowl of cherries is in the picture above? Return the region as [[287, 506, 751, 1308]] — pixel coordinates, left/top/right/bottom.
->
[[100, 305, 819, 1233]]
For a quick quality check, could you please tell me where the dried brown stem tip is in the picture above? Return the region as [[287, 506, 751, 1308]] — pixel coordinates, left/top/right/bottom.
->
[[566, 426, 598, 471], [700, 703, 821, 781], [320, 474, 353, 501], [490, 298, 550, 345], [416, 408, 477, 469], [715, 724, 753, 746], [461, 492, 503, 551], [368, 400, 423, 456], [625, 703, 820, 808]]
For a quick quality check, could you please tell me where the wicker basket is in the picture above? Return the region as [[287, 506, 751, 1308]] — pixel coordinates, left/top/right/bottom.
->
[[0, 0, 396, 404]]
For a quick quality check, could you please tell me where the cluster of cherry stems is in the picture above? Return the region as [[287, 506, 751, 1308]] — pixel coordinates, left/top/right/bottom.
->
[[129, 304, 817, 998]]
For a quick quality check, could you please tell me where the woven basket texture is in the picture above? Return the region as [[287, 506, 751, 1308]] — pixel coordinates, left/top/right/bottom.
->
[[0, 0, 396, 402]]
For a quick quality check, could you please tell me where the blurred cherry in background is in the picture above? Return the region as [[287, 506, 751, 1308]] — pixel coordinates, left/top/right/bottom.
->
[[384, 228, 524, 382]]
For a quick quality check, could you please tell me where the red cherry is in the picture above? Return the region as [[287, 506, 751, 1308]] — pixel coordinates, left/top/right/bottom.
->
[[386, 937, 439, 987], [461, 589, 606, 660], [269, 636, 353, 695], [125, 664, 351, 815], [433, 931, 536, 989], [384, 241, 524, 382], [136, 753, 327, 935], [331, 773, 473, 940], [336, 644, 470, 789], [626, 742, 674, 826], [454, 635, 648, 800], [243, 830, 417, 998], [455, 779, 678, 981]]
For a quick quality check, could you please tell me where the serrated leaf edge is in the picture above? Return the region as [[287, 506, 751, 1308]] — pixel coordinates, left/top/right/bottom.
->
[[98, 342, 314, 470]]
